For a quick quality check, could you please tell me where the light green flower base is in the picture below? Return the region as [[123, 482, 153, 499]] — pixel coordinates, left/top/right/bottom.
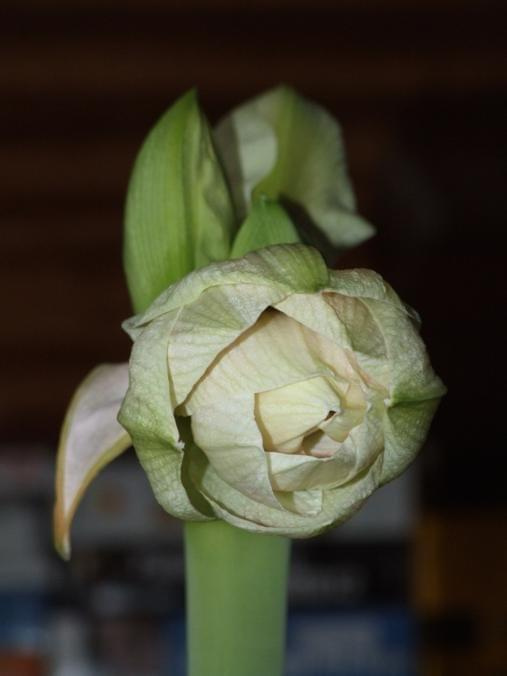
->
[[184, 520, 290, 676]]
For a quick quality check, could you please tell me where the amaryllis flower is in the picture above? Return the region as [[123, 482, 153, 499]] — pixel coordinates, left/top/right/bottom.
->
[[55, 244, 445, 556]]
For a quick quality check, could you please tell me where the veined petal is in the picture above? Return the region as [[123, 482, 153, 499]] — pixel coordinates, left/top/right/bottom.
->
[[381, 397, 442, 484], [274, 292, 351, 349], [267, 452, 353, 492], [255, 376, 341, 452], [275, 488, 323, 516], [327, 268, 397, 304], [360, 297, 446, 403], [125, 244, 329, 330], [323, 292, 387, 359], [119, 311, 180, 445], [54, 364, 131, 559], [190, 394, 281, 510], [132, 437, 214, 523], [184, 310, 334, 414], [169, 283, 284, 407], [118, 313, 211, 522], [333, 399, 385, 478], [189, 446, 383, 537], [328, 269, 445, 404]]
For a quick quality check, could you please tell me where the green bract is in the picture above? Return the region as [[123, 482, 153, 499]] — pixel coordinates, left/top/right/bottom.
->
[[122, 86, 375, 317], [55, 244, 445, 555]]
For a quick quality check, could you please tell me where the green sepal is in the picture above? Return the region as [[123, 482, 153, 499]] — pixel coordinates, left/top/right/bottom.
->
[[230, 196, 300, 258], [124, 90, 235, 314]]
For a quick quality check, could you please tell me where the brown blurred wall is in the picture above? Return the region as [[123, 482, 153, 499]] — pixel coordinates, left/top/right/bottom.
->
[[1, 4, 506, 672]]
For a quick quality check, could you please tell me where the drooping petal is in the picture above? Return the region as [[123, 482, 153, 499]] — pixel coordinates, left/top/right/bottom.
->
[[125, 244, 329, 331], [124, 90, 235, 314], [54, 364, 131, 559], [214, 86, 375, 249]]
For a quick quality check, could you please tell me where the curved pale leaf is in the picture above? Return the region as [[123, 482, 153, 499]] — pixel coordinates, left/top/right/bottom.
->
[[214, 107, 276, 220], [215, 85, 375, 250], [124, 90, 235, 314], [54, 364, 131, 559]]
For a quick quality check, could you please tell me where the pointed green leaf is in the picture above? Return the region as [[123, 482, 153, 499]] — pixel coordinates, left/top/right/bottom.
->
[[215, 85, 374, 251], [54, 364, 131, 559], [230, 196, 300, 258], [124, 90, 235, 314]]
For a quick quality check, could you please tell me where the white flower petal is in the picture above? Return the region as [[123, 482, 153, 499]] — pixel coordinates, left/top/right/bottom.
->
[[189, 446, 383, 537], [169, 284, 283, 407], [275, 292, 351, 348], [119, 313, 211, 522], [184, 310, 326, 413], [125, 244, 328, 330], [255, 376, 341, 452], [190, 394, 281, 510]]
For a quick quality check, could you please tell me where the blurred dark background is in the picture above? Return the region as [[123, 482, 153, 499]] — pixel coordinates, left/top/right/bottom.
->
[[1, 1, 506, 675]]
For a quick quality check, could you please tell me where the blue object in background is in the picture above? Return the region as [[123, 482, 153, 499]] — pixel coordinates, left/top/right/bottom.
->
[[286, 607, 416, 676], [164, 606, 416, 676], [0, 592, 47, 654]]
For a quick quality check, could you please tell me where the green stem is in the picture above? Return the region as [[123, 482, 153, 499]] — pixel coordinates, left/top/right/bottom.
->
[[184, 520, 291, 676]]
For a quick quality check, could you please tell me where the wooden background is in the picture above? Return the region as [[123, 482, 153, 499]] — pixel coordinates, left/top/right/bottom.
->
[[1, 1, 507, 673], [2, 0, 506, 443]]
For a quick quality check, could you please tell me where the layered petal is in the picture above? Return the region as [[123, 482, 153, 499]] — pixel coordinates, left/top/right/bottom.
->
[[183, 310, 339, 413], [118, 312, 211, 521], [188, 444, 384, 537], [168, 283, 284, 407], [125, 244, 329, 332]]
